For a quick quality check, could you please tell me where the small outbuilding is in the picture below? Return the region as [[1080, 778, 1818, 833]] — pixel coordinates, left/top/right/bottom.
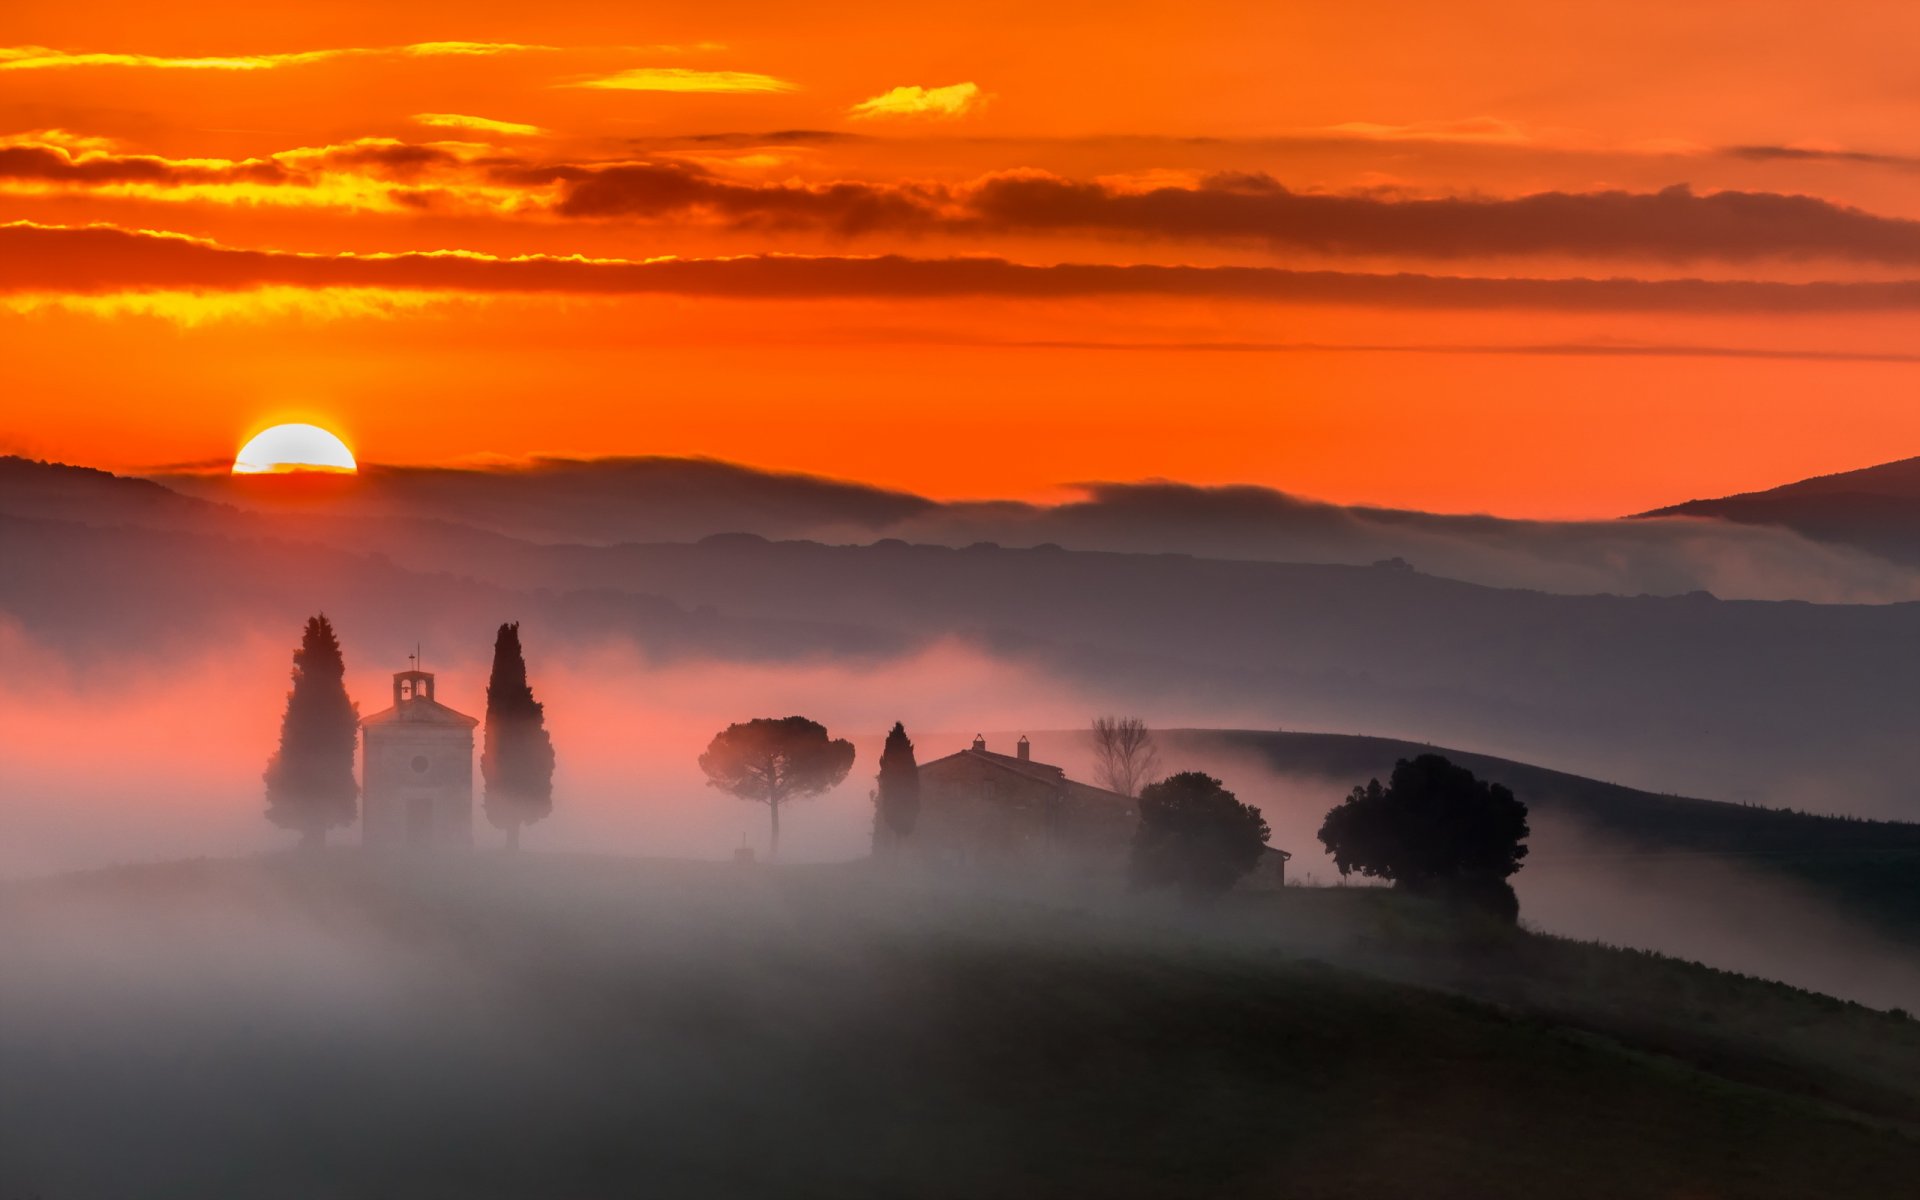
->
[[360, 665, 477, 849], [1238, 845, 1294, 891]]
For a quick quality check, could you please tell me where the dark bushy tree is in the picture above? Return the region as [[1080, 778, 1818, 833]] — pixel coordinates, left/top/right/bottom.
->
[[1129, 771, 1271, 898], [872, 721, 920, 854], [482, 621, 556, 850], [699, 716, 855, 857], [1317, 754, 1530, 922], [264, 614, 359, 847]]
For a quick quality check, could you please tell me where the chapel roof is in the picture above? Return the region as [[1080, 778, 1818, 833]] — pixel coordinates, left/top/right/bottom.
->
[[361, 696, 478, 728]]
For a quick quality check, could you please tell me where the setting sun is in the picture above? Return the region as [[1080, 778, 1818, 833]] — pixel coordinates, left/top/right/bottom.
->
[[231, 424, 358, 475]]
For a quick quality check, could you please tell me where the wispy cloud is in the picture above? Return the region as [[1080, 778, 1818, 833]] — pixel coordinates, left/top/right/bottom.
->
[[12, 220, 1920, 314], [1310, 117, 1534, 145], [545, 162, 1920, 266], [0, 41, 555, 72], [0, 134, 541, 213], [847, 82, 985, 120], [1723, 143, 1920, 170], [23, 128, 1920, 270], [566, 67, 797, 93], [413, 113, 547, 137]]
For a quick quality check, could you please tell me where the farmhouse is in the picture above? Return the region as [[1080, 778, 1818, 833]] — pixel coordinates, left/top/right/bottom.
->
[[360, 664, 477, 849], [914, 735, 1289, 886], [915, 735, 1136, 869]]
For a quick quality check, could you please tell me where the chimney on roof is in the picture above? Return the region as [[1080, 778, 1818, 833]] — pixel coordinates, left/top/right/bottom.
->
[[1017, 735, 1030, 762], [972, 734, 986, 752]]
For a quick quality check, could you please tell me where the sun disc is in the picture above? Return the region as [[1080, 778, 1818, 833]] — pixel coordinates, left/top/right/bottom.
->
[[232, 424, 358, 475]]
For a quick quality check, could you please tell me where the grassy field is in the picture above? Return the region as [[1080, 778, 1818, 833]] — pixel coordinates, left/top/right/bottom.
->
[[3, 853, 1918, 1199]]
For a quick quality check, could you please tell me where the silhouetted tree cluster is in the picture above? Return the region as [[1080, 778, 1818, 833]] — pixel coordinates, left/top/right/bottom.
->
[[700, 716, 855, 857], [1091, 715, 1161, 797], [872, 721, 920, 853], [482, 621, 556, 850], [262, 616, 565, 851], [264, 614, 359, 847], [1129, 771, 1271, 898], [1318, 754, 1529, 923]]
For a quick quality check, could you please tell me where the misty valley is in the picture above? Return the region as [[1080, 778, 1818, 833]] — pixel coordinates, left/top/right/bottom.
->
[[6, 453, 1920, 1197], [19, 4, 1920, 1189]]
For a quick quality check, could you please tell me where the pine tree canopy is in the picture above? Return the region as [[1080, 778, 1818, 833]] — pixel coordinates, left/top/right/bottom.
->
[[700, 716, 855, 805]]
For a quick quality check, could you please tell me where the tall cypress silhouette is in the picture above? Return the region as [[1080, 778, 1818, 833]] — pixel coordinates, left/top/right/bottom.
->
[[873, 721, 920, 854], [482, 621, 555, 849], [264, 614, 359, 847]]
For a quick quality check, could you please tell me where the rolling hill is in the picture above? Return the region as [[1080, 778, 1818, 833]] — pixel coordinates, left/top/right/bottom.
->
[[2, 854, 1918, 1199], [1174, 729, 1920, 899], [1162, 729, 1920, 985]]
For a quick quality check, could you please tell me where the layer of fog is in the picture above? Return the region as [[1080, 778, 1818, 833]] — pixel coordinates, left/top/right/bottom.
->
[[17, 458, 1920, 823], [147, 457, 1920, 603], [865, 484, 1920, 605], [4, 622, 1916, 1016], [0, 629, 1125, 878], [4, 846, 1915, 1199], [0, 859, 1178, 1199]]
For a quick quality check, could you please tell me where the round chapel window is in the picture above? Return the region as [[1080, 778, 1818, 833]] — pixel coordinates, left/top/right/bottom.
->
[[411, 755, 430, 774]]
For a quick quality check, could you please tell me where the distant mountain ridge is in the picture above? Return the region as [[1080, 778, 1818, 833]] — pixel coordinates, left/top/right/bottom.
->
[[126, 453, 1920, 603], [1642, 455, 1920, 565]]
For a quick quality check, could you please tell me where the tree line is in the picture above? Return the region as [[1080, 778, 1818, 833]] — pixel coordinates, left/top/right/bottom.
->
[[722, 712, 1527, 922], [265, 618, 1532, 923]]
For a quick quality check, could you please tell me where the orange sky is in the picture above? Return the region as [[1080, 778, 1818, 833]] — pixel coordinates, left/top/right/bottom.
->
[[7, 0, 1920, 515]]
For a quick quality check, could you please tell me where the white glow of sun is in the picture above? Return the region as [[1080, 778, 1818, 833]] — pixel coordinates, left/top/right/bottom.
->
[[231, 423, 359, 474]]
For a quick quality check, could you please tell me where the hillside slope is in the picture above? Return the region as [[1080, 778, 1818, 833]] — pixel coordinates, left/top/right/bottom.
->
[[3, 855, 1918, 1200], [1643, 455, 1920, 565], [1170, 729, 1920, 950]]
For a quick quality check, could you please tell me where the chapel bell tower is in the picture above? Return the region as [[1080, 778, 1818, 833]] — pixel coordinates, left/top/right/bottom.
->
[[360, 655, 478, 849]]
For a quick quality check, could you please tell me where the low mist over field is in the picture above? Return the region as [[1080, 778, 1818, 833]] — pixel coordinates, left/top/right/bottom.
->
[[7, 856, 1920, 1200], [6, 604, 1919, 1014]]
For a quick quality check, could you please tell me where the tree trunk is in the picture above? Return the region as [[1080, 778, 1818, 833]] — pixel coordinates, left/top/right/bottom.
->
[[301, 827, 325, 851], [769, 794, 781, 859], [506, 822, 521, 851]]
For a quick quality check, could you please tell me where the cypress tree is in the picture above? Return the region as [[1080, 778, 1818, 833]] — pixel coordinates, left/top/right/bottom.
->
[[264, 614, 360, 847], [873, 721, 921, 853], [482, 621, 555, 849]]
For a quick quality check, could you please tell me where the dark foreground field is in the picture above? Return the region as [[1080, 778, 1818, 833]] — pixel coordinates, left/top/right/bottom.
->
[[2, 855, 1917, 1199]]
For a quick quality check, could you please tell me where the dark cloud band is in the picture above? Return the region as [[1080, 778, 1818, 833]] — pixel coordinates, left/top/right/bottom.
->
[[12, 221, 1920, 312]]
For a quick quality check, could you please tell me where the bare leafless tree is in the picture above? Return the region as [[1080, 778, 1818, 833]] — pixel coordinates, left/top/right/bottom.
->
[[1091, 715, 1161, 797]]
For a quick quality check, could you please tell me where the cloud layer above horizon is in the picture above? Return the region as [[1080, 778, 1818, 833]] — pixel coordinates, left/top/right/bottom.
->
[[9, 1, 1920, 516]]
